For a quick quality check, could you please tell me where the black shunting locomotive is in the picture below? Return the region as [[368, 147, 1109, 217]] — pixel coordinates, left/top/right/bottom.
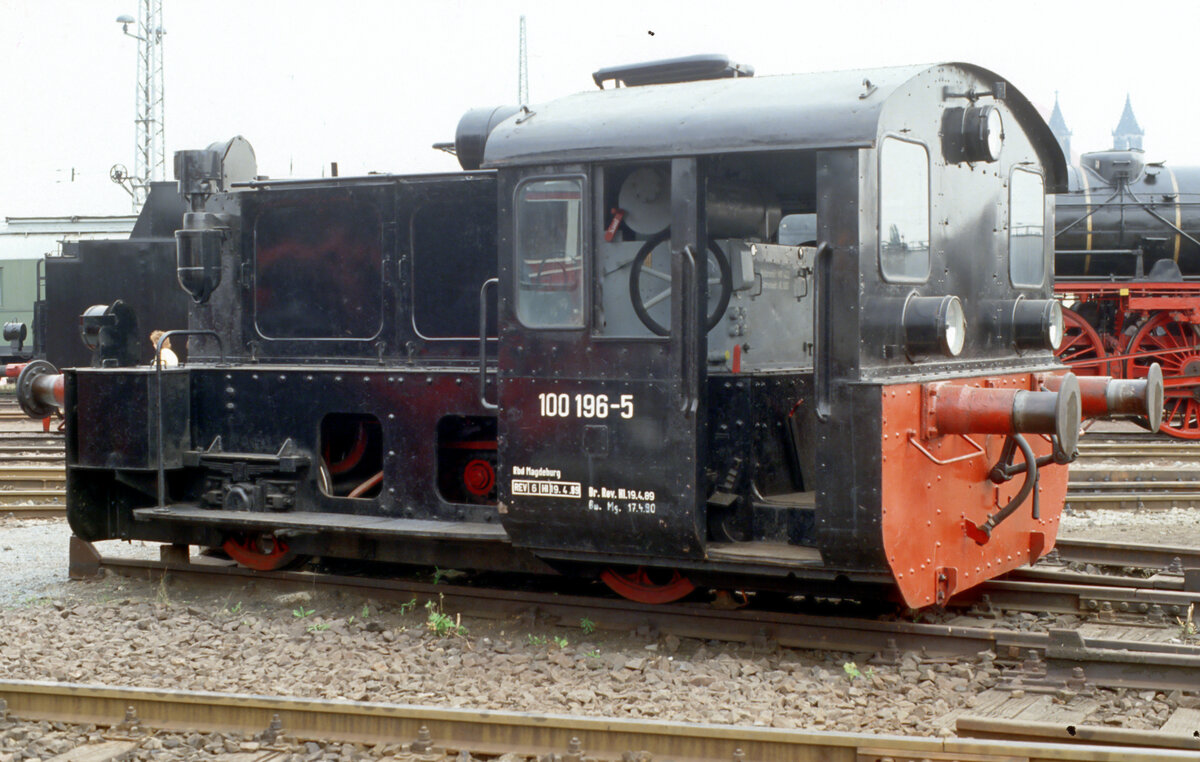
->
[[18, 58, 1162, 607]]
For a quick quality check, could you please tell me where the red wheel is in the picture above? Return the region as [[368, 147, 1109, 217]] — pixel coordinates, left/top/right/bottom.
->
[[462, 458, 495, 496], [599, 567, 695, 604], [1056, 307, 1110, 377], [1124, 312, 1200, 438], [223, 533, 303, 571]]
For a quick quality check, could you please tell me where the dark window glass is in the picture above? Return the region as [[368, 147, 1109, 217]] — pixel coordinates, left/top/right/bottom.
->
[[515, 178, 584, 328], [879, 138, 930, 282], [254, 199, 383, 339], [1010, 169, 1045, 287], [411, 202, 498, 338]]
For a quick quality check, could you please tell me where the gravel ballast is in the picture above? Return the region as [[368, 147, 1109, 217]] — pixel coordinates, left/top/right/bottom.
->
[[0, 512, 1197, 754]]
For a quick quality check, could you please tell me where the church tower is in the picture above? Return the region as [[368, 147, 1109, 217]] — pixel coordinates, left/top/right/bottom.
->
[[1112, 94, 1144, 151], [1048, 91, 1072, 162]]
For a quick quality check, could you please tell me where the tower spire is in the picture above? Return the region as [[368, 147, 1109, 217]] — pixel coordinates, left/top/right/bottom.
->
[[1048, 90, 1072, 162], [1112, 93, 1144, 151]]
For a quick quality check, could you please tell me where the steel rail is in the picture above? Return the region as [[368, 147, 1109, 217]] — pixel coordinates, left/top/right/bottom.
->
[[0, 489, 64, 504], [1065, 493, 1200, 509], [1, 505, 65, 519], [1053, 537, 1200, 571], [81, 545, 1200, 692], [0, 443, 65, 451], [0, 465, 64, 484], [972, 574, 1200, 617], [0, 680, 1195, 761], [1069, 481, 1200, 491], [956, 717, 1200, 752]]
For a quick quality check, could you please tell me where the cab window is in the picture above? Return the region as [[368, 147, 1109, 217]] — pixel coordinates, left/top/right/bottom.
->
[[1009, 169, 1045, 287], [879, 138, 930, 282], [515, 178, 585, 328]]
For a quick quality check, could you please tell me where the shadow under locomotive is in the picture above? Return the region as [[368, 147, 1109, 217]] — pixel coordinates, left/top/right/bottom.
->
[[20, 58, 1164, 608]]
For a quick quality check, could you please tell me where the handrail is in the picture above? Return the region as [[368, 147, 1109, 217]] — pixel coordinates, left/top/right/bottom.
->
[[906, 432, 985, 466], [813, 242, 833, 420], [155, 329, 224, 508], [677, 246, 698, 414], [478, 278, 498, 410]]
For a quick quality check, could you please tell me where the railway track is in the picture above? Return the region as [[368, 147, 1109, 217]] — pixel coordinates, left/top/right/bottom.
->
[[2, 679, 1194, 760], [0, 465, 65, 517], [0, 421, 66, 515], [73, 537, 1200, 695], [1067, 430, 1200, 509]]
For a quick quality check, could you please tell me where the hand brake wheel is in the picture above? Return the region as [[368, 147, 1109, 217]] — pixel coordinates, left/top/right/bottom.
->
[[628, 229, 733, 337]]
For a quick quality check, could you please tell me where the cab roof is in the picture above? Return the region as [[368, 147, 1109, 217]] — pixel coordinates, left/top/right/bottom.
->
[[479, 62, 1066, 192]]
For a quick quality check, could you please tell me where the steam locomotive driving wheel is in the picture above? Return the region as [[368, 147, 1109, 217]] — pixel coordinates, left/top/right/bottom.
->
[[629, 230, 733, 336], [1124, 312, 1200, 438], [1056, 307, 1110, 377]]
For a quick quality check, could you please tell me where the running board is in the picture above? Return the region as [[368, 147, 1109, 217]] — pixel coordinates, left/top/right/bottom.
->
[[706, 541, 823, 567], [132, 506, 510, 542]]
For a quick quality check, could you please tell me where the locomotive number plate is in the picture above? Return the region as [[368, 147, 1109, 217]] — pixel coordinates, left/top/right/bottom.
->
[[538, 392, 634, 419]]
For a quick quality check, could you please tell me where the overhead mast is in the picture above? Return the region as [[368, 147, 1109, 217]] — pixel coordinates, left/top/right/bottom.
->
[[518, 15, 529, 106], [112, 0, 166, 211]]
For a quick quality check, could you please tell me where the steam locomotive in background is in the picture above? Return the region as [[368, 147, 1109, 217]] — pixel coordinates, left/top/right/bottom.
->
[[17, 58, 1161, 608], [1054, 149, 1200, 437]]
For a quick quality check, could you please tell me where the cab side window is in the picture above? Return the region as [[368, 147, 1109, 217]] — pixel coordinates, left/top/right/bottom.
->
[[879, 138, 931, 282], [1009, 169, 1045, 287], [514, 178, 585, 328]]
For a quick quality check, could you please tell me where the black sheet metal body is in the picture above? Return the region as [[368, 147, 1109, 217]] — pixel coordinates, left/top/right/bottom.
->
[[63, 62, 1067, 593]]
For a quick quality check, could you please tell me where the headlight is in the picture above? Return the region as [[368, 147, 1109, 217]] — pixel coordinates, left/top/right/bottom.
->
[[903, 294, 966, 358], [1012, 298, 1063, 351], [942, 105, 1004, 164], [965, 105, 1003, 163]]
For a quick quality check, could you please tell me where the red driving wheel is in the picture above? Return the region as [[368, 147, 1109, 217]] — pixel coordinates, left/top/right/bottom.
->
[[600, 567, 696, 604], [223, 533, 300, 571], [1056, 307, 1110, 377], [1124, 311, 1200, 438]]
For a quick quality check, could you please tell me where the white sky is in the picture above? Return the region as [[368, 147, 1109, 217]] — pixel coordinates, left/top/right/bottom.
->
[[2, 0, 1198, 218]]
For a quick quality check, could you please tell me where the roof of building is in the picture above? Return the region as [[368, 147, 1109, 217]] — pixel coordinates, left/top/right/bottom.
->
[[1, 216, 138, 235], [0, 215, 137, 261]]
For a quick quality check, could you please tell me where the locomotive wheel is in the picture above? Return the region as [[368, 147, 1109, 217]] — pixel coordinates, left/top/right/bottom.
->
[[222, 533, 307, 572], [629, 230, 733, 337], [599, 566, 696, 604], [1124, 312, 1200, 438], [1056, 307, 1110, 377]]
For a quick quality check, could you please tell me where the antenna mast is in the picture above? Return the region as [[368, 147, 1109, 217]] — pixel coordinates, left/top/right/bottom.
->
[[112, 0, 166, 210], [518, 15, 529, 106]]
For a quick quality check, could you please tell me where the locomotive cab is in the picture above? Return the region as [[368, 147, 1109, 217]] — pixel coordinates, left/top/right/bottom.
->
[[469, 60, 1093, 605], [44, 60, 1164, 609]]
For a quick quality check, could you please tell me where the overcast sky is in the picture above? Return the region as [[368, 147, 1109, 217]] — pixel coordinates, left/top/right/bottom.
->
[[2, 0, 1198, 218]]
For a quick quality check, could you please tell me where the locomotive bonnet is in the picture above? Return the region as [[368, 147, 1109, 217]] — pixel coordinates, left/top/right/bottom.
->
[[22, 58, 1162, 607]]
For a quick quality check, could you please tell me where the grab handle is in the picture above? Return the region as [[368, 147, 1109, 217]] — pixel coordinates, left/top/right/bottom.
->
[[479, 278, 498, 410]]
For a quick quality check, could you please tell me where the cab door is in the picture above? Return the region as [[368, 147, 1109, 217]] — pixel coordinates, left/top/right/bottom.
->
[[495, 160, 708, 562]]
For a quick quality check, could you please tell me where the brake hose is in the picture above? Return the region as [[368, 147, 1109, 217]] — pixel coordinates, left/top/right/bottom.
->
[[973, 432, 1038, 542]]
